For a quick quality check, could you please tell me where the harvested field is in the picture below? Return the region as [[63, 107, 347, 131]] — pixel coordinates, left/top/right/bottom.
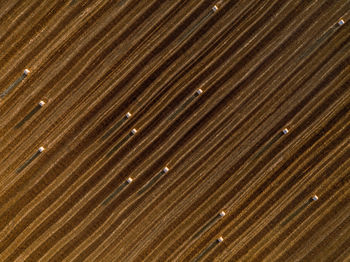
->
[[0, 0, 349, 261]]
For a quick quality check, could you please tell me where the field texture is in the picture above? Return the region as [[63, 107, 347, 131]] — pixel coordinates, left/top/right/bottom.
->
[[0, 0, 349, 261]]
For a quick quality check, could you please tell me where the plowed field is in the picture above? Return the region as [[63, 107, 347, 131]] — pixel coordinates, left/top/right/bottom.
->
[[0, 0, 349, 261]]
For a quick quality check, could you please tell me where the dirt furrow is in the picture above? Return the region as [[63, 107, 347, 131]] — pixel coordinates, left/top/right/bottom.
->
[[130, 2, 347, 260], [179, 90, 350, 261], [0, 0, 348, 260]]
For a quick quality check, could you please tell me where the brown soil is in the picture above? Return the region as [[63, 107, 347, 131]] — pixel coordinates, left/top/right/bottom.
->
[[0, 0, 349, 261]]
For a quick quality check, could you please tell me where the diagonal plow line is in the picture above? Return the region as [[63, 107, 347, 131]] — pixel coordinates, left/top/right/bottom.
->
[[106, 132, 133, 157]]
